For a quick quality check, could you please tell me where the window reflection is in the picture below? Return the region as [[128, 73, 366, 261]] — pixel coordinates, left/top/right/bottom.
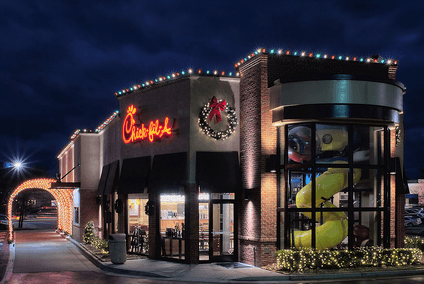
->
[[288, 125, 313, 164]]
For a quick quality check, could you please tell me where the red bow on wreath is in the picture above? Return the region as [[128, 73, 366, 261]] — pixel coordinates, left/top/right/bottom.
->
[[208, 96, 226, 123]]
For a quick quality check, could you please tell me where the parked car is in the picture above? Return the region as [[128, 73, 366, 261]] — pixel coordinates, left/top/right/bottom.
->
[[406, 208, 424, 219], [405, 216, 422, 227], [37, 207, 57, 217], [0, 214, 9, 226]]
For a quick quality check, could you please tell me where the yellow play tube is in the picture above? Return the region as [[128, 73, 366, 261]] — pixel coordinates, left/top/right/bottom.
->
[[293, 168, 361, 250]]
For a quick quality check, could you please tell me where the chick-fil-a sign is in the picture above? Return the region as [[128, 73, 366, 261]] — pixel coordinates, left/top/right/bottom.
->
[[122, 105, 172, 143]]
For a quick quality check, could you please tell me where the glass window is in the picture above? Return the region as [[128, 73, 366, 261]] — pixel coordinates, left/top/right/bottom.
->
[[315, 210, 349, 250], [211, 193, 235, 200], [288, 211, 312, 248], [287, 170, 312, 208], [288, 124, 313, 164], [353, 126, 385, 165], [281, 123, 388, 250], [199, 201, 209, 261], [353, 169, 383, 208], [73, 207, 79, 224], [354, 211, 381, 247], [160, 194, 185, 259], [316, 124, 348, 164], [211, 203, 234, 257], [128, 198, 149, 254]]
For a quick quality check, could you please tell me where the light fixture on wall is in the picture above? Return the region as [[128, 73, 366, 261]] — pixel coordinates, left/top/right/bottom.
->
[[244, 189, 252, 200], [266, 155, 277, 173]]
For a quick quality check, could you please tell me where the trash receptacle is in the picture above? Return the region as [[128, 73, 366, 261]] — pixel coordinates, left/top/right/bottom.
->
[[109, 234, 126, 264]]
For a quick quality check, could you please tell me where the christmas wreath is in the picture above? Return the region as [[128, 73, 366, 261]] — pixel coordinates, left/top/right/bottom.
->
[[198, 96, 237, 140]]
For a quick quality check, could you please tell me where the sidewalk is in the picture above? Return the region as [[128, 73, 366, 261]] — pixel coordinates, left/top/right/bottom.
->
[[69, 236, 424, 283], [0, 231, 10, 283]]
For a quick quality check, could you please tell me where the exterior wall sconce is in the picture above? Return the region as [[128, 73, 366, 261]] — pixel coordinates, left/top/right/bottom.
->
[[266, 155, 277, 173], [244, 189, 252, 200]]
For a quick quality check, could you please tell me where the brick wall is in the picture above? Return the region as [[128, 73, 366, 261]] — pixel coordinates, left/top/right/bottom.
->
[[239, 54, 278, 266], [239, 55, 265, 265]]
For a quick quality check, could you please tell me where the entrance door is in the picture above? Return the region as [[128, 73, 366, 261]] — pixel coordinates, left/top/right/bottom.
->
[[210, 201, 235, 262]]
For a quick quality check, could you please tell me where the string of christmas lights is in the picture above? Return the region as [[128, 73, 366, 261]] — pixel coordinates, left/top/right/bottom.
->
[[115, 69, 239, 97], [95, 110, 119, 133], [70, 129, 93, 140], [275, 247, 422, 272], [60, 110, 120, 159], [235, 48, 398, 68], [7, 178, 74, 241]]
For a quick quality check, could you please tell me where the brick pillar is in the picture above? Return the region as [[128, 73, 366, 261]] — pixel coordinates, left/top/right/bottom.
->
[[396, 194, 405, 248], [117, 194, 127, 234], [260, 53, 277, 265], [149, 192, 158, 259], [185, 183, 199, 264], [239, 53, 278, 266], [389, 126, 406, 248]]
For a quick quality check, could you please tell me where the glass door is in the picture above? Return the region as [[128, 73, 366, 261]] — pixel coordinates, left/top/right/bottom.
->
[[210, 202, 235, 261]]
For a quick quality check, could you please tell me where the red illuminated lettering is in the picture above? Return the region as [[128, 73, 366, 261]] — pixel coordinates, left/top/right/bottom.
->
[[122, 105, 172, 144]]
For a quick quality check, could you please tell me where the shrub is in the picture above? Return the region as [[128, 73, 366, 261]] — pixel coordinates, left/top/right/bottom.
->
[[405, 236, 424, 252], [83, 221, 109, 254], [275, 247, 422, 272], [92, 238, 109, 254], [83, 221, 96, 244]]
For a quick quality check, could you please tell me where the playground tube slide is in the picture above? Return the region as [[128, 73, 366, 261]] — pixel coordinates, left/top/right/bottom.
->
[[293, 167, 361, 250]]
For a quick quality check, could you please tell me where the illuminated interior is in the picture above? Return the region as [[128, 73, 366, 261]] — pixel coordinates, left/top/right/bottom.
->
[[127, 197, 149, 254], [160, 194, 185, 259], [8, 178, 73, 241]]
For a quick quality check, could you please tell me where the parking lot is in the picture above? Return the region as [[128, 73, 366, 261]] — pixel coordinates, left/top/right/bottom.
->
[[405, 206, 424, 237], [406, 223, 424, 236]]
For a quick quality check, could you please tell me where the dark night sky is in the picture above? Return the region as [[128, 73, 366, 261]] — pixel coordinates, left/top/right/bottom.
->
[[0, 1, 423, 179]]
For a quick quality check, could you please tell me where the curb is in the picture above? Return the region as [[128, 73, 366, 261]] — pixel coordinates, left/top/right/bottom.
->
[[0, 243, 14, 284], [67, 237, 166, 279]]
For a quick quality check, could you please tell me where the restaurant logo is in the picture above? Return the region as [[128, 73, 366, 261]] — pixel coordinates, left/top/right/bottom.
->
[[198, 96, 237, 140], [122, 105, 172, 143]]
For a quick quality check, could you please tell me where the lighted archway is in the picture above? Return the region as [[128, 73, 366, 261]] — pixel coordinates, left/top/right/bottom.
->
[[8, 178, 73, 241]]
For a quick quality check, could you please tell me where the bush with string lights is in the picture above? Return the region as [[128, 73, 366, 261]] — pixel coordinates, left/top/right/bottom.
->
[[83, 221, 108, 254], [275, 247, 422, 272], [404, 236, 424, 252]]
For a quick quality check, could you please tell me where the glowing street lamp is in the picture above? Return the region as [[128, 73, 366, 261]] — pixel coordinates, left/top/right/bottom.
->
[[13, 161, 22, 170]]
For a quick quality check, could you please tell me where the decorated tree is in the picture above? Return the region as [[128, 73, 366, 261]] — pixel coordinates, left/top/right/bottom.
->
[[83, 221, 96, 244]]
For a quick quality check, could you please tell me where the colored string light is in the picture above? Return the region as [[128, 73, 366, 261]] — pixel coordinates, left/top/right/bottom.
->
[[115, 68, 239, 97], [95, 111, 119, 133], [234, 48, 398, 68]]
